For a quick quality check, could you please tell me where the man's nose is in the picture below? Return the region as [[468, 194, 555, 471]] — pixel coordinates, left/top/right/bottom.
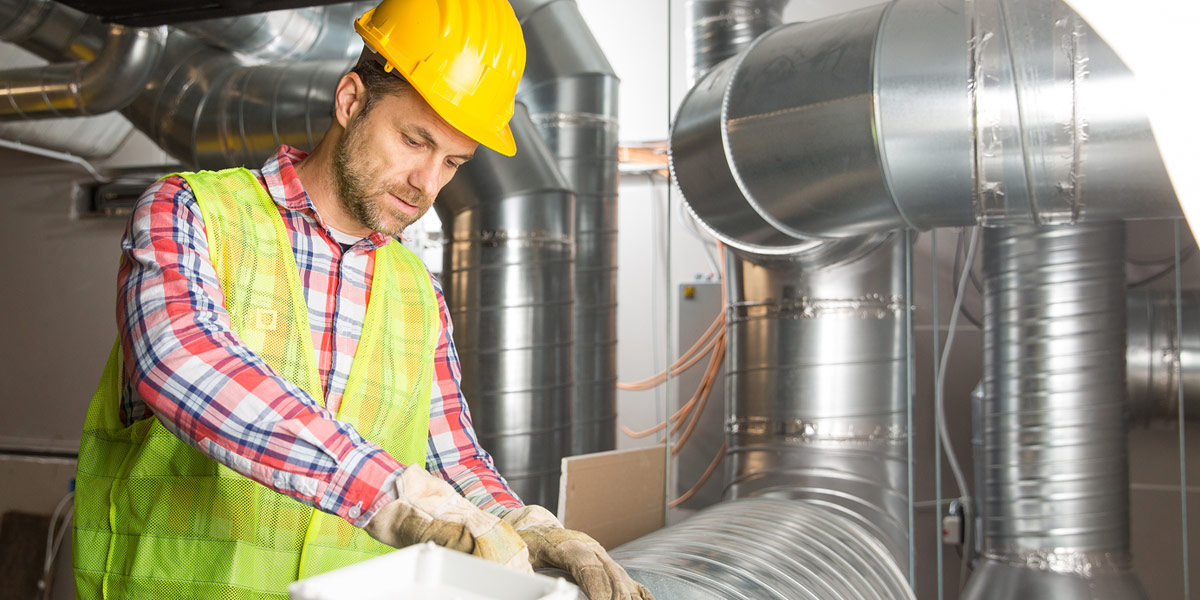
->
[[408, 158, 442, 199]]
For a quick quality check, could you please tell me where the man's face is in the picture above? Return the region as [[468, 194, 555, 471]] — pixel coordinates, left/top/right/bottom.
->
[[332, 88, 478, 236]]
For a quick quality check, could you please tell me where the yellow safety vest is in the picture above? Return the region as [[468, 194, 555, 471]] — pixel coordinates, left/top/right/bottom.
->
[[73, 168, 439, 599]]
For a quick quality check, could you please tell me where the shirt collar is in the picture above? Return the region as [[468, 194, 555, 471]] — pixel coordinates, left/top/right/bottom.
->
[[260, 145, 404, 248]]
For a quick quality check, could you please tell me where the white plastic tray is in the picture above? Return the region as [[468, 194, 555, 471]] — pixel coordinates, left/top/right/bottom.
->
[[288, 543, 580, 600]]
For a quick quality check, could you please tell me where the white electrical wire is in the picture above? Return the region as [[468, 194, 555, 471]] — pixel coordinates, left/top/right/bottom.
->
[[936, 226, 977, 504], [0, 138, 110, 182], [41, 490, 74, 599], [936, 226, 979, 586]]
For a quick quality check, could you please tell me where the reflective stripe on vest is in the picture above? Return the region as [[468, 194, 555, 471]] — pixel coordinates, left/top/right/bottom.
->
[[73, 168, 439, 599]]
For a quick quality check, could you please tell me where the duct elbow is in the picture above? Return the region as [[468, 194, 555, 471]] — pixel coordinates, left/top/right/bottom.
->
[[74, 24, 165, 115], [0, 22, 164, 120]]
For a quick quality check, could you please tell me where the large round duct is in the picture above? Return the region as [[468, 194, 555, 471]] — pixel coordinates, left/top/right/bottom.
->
[[670, 0, 1179, 244], [437, 104, 575, 508], [964, 222, 1146, 599], [611, 497, 914, 600]]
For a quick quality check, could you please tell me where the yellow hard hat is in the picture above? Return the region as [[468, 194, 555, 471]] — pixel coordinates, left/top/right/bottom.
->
[[355, 0, 526, 156]]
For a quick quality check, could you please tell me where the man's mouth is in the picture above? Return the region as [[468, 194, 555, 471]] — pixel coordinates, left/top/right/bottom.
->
[[388, 192, 419, 215]]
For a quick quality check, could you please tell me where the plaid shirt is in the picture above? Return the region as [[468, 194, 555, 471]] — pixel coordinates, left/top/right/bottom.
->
[[115, 145, 521, 527]]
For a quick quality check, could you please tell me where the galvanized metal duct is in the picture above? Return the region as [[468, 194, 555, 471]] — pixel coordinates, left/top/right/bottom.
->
[[0, 21, 165, 119], [436, 104, 575, 508], [963, 222, 1146, 599], [510, 0, 619, 455], [1127, 289, 1200, 422], [670, 0, 1179, 246], [723, 234, 911, 568], [685, 0, 786, 84], [610, 497, 914, 600], [0, 0, 104, 61], [174, 2, 369, 63]]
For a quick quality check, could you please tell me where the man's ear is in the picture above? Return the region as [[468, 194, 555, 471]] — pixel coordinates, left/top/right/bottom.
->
[[333, 72, 368, 129]]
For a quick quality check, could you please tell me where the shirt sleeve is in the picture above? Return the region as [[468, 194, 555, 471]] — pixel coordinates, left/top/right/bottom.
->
[[116, 175, 404, 527], [424, 275, 525, 516]]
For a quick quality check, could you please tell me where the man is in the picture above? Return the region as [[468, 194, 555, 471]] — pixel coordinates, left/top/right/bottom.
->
[[72, 1, 651, 598]]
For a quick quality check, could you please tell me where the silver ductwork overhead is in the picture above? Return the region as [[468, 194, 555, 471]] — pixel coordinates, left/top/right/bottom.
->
[[963, 222, 1146, 599], [511, 0, 620, 456], [670, 0, 1179, 249], [611, 497, 914, 600], [0, 22, 164, 120], [1127, 289, 1200, 422], [612, 1, 914, 597], [438, 105, 575, 508]]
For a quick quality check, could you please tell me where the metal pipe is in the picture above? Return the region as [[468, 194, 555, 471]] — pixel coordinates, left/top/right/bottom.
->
[[0, 0, 105, 61], [511, 0, 620, 456], [174, 2, 369, 63], [685, 0, 786, 85], [0, 22, 166, 119], [963, 222, 1146, 599], [1126, 289, 1200, 422], [436, 104, 575, 508], [670, 0, 1179, 247], [610, 497, 914, 600], [723, 234, 911, 568]]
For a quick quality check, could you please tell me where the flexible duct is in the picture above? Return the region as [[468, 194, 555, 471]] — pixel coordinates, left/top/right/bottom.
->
[[963, 222, 1146, 599], [437, 104, 575, 508], [1127, 289, 1200, 422], [670, 0, 1179, 246], [510, 0, 619, 456], [0, 22, 165, 119], [723, 234, 911, 568], [610, 497, 914, 600], [174, 3, 369, 63]]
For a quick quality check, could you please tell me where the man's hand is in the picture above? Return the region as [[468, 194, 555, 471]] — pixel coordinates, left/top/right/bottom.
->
[[364, 466, 532, 572], [502, 505, 653, 600]]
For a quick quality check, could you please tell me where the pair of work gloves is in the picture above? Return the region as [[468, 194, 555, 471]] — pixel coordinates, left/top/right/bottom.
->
[[365, 466, 653, 600]]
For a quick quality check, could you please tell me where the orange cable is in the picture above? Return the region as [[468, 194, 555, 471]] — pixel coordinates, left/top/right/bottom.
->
[[669, 442, 727, 508]]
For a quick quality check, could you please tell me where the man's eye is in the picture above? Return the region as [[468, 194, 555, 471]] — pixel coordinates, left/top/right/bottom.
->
[[404, 135, 421, 148], [447, 160, 461, 169]]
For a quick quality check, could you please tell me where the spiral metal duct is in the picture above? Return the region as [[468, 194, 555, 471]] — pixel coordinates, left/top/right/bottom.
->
[[437, 104, 575, 508], [723, 234, 911, 568], [511, 0, 619, 455], [963, 222, 1146, 599], [0, 0, 104, 61], [610, 497, 914, 600], [685, 0, 785, 84], [0, 21, 165, 120], [174, 2, 369, 63], [670, 0, 1179, 245], [1126, 289, 1200, 422]]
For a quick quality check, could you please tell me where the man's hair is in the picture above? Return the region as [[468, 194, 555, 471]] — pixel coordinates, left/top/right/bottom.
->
[[349, 49, 415, 117]]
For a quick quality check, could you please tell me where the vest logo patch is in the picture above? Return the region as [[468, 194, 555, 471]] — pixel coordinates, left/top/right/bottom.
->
[[254, 309, 278, 330]]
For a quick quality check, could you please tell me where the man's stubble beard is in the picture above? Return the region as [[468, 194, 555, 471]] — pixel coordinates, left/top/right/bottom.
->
[[332, 109, 430, 237]]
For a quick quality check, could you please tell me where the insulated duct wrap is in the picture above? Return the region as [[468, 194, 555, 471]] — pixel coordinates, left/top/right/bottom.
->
[[437, 105, 575, 508], [512, 0, 620, 455], [670, 0, 1178, 246], [1126, 289, 1200, 422], [963, 222, 1146, 599], [723, 235, 910, 568], [610, 497, 914, 600]]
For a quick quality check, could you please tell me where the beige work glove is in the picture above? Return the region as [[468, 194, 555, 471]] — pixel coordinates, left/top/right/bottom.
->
[[364, 466, 532, 573], [502, 505, 653, 600]]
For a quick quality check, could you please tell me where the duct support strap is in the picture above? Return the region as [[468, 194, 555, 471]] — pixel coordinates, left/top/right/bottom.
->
[[963, 222, 1146, 599], [513, 0, 620, 456], [610, 497, 914, 600], [437, 104, 575, 508], [1126, 289, 1200, 423]]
